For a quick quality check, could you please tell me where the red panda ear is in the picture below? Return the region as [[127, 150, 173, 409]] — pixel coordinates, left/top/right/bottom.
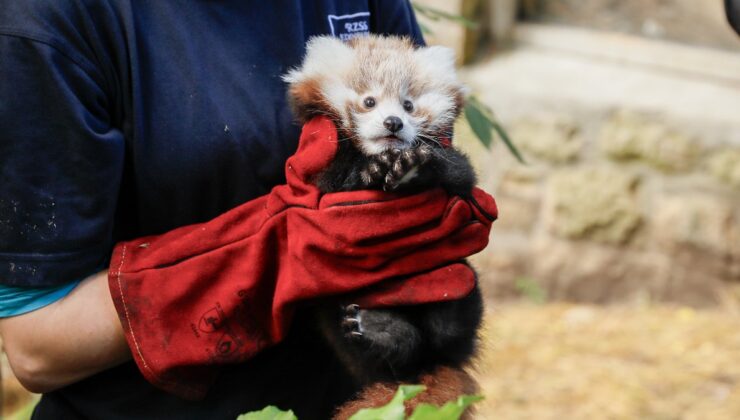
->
[[451, 85, 469, 118], [284, 36, 355, 123], [413, 44, 468, 118], [414, 46, 458, 81], [287, 77, 331, 123]]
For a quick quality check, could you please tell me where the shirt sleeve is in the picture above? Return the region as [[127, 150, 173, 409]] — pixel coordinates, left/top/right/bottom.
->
[[0, 280, 82, 318], [0, 32, 124, 287], [369, 0, 426, 45]]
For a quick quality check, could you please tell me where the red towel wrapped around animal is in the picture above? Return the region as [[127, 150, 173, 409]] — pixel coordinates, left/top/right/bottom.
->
[[108, 115, 497, 399]]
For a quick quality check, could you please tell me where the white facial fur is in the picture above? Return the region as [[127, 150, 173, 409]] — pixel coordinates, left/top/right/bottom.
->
[[353, 87, 419, 154], [285, 36, 466, 156]]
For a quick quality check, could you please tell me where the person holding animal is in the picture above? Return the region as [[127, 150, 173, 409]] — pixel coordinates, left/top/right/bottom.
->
[[0, 1, 495, 419], [286, 35, 491, 400]]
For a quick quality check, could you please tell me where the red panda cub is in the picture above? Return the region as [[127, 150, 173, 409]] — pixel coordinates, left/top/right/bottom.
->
[[284, 35, 483, 415]]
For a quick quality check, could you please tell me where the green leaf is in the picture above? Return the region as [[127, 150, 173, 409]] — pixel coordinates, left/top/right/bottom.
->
[[408, 395, 484, 420], [349, 385, 426, 420], [417, 20, 434, 35], [515, 277, 547, 304], [399, 384, 427, 399], [491, 119, 525, 163], [465, 96, 526, 163], [464, 101, 493, 148], [7, 398, 40, 420], [411, 3, 479, 29], [237, 406, 298, 420]]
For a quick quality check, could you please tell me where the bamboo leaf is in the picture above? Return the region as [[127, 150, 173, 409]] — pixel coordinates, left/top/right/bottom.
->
[[466, 96, 526, 163], [491, 119, 525, 163], [464, 101, 493, 148]]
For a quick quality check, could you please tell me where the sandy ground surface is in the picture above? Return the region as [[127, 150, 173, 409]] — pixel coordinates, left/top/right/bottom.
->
[[474, 302, 740, 420], [3, 301, 740, 419], [1, 352, 37, 419]]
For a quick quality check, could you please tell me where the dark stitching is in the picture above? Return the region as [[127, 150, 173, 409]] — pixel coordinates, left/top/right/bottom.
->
[[326, 200, 379, 207]]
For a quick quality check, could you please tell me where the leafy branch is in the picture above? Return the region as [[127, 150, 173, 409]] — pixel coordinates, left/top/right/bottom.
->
[[466, 96, 525, 163]]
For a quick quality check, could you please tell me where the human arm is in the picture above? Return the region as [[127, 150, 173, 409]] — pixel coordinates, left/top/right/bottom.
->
[[0, 19, 127, 392], [0, 270, 131, 393], [0, 115, 493, 398], [104, 116, 495, 399], [0, 121, 492, 396], [0, 1, 492, 399]]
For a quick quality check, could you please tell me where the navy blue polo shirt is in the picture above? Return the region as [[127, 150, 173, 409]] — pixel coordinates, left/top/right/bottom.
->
[[0, 0, 423, 418]]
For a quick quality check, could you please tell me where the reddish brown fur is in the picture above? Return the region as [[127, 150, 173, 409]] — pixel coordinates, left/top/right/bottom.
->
[[287, 35, 467, 146], [288, 76, 340, 123], [450, 88, 466, 119], [286, 36, 479, 418], [345, 36, 417, 94], [333, 367, 479, 420]]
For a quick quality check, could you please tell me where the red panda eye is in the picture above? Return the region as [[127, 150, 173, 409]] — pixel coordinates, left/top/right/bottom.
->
[[403, 100, 414, 112], [363, 97, 376, 108]]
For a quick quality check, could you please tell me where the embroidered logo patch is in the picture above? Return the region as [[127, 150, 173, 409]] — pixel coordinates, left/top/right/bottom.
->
[[328, 12, 370, 41]]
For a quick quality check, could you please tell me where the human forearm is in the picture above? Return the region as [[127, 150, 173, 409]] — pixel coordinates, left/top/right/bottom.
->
[[0, 270, 130, 393]]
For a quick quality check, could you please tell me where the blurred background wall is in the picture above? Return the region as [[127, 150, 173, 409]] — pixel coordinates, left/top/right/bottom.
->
[[421, 0, 740, 308], [412, 2, 740, 418]]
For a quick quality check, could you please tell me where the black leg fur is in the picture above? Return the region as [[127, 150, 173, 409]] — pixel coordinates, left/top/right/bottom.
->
[[414, 281, 483, 367], [314, 135, 484, 386]]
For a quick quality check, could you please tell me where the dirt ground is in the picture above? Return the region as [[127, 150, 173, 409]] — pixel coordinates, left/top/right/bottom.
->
[[3, 301, 740, 419], [474, 302, 740, 420]]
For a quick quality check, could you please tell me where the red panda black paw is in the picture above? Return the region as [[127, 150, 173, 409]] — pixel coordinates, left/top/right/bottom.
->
[[358, 146, 432, 190], [382, 145, 433, 191], [359, 154, 392, 187], [339, 305, 424, 370], [341, 304, 363, 338]]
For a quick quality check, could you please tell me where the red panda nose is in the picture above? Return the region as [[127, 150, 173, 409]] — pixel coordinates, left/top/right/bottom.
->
[[383, 116, 403, 133]]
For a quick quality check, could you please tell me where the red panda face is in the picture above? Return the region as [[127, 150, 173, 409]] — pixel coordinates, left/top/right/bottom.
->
[[284, 35, 467, 156]]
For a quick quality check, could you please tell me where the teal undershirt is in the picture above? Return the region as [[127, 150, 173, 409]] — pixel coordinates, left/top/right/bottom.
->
[[0, 280, 81, 318]]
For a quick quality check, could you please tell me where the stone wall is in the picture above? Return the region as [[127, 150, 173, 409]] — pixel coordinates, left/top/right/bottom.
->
[[526, 0, 740, 52], [457, 26, 740, 307], [461, 112, 739, 307]]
